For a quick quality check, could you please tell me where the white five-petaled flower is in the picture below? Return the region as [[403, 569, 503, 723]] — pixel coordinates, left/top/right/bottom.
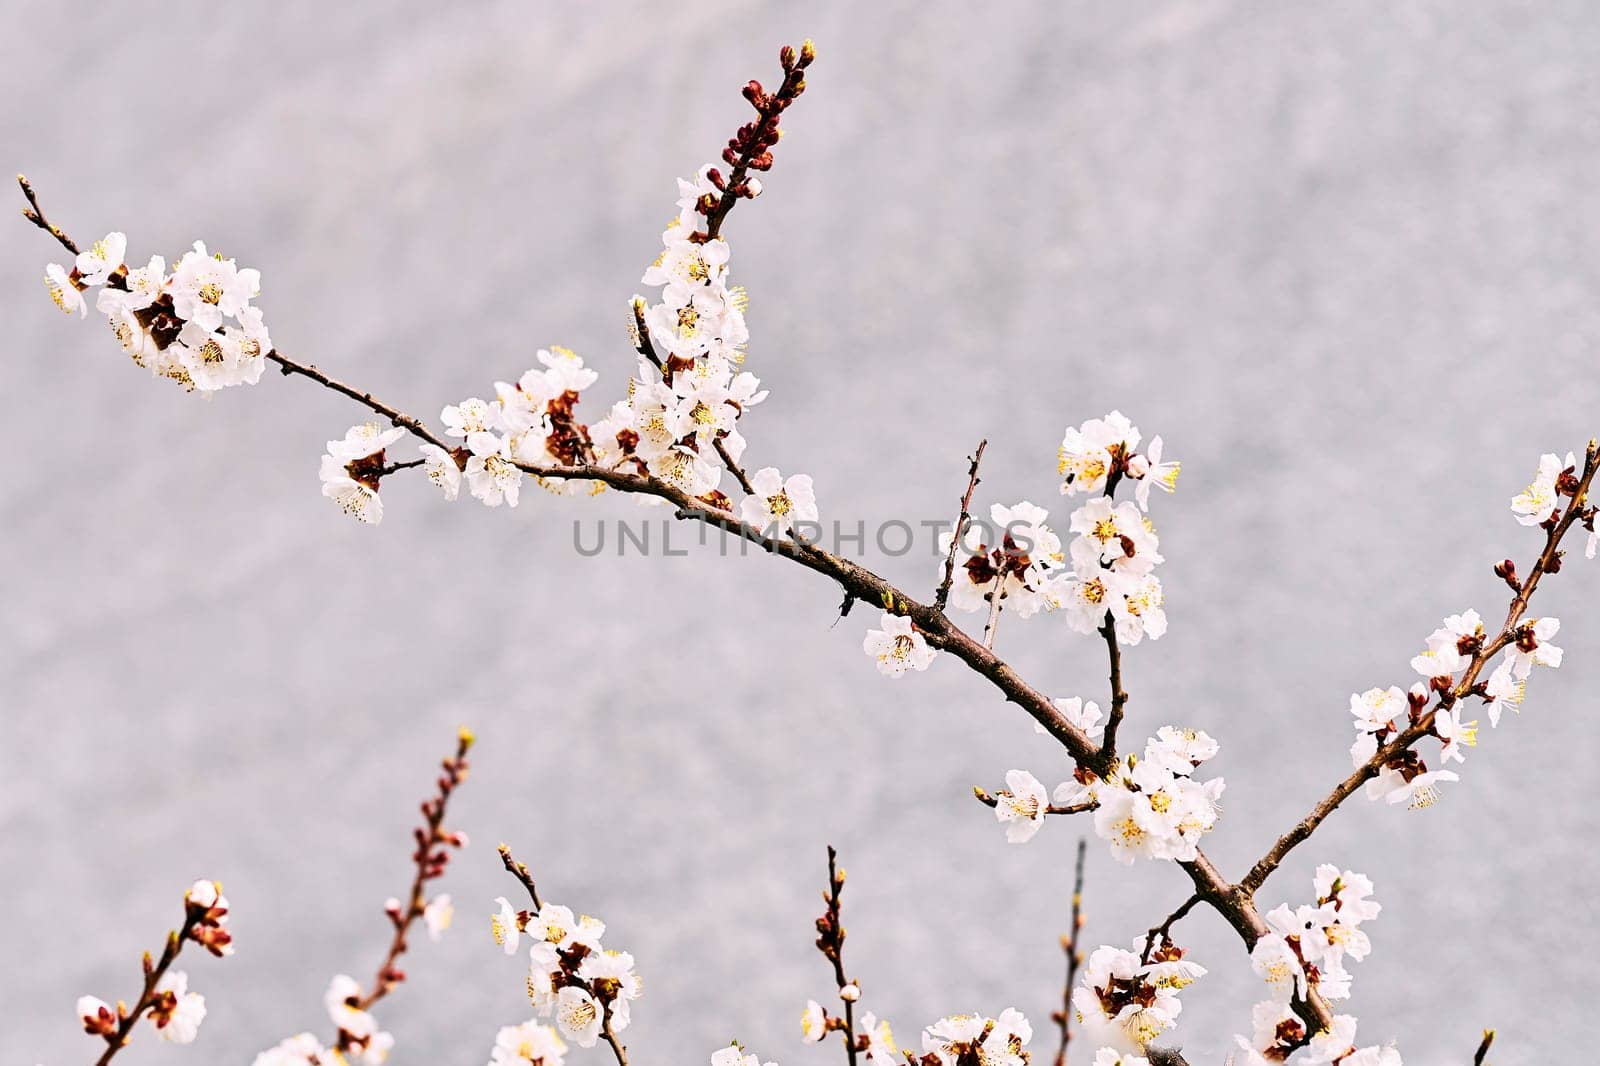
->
[[1249, 934, 1306, 1003], [424, 894, 454, 941], [149, 970, 206, 1044], [75, 232, 127, 285], [801, 1000, 828, 1044], [466, 439, 524, 508], [1365, 766, 1459, 809], [1348, 687, 1404, 734], [488, 1020, 567, 1066], [1510, 452, 1572, 527], [555, 986, 603, 1048], [420, 443, 464, 500], [492, 897, 521, 954], [863, 613, 937, 678], [1059, 412, 1140, 497], [858, 1012, 896, 1064], [994, 769, 1050, 843], [739, 467, 817, 536], [1507, 617, 1563, 679], [1128, 435, 1179, 512], [168, 241, 258, 331], [1483, 657, 1525, 726], [45, 262, 86, 316]]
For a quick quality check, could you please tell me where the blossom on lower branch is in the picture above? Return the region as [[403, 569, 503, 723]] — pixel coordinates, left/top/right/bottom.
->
[[1238, 865, 1391, 1065], [320, 424, 405, 524], [919, 1009, 1032, 1066], [1072, 945, 1202, 1055], [489, 898, 642, 1049]]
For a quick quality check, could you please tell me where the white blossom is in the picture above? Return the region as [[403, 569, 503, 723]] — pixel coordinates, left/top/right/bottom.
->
[[555, 986, 602, 1048], [420, 443, 463, 501], [1059, 412, 1140, 497], [251, 1034, 329, 1066], [75, 232, 126, 285], [994, 769, 1050, 844], [488, 1020, 567, 1066], [1128, 435, 1179, 512], [800, 1000, 827, 1044], [1510, 452, 1571, 527], [150, 971, 206, 1044], [492, 897, 521, 955], [739, 468, 817, 536], [45, 263, 85, 316], [1507, 617, 1562, 679], [863, 613, 936, 677], [424, 894, 454, 941]]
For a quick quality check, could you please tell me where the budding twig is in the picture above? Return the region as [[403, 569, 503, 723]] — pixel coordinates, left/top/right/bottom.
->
[[1051, 838, 1087, 1066], [497, 843, 544, 910], [18, 173, 79, 256], [1139, 892, 1202, 965], [1239, 443, 1600, 897], [352, 728, 473, 1013], [934, 440, 987, 612], [814, 846, 859, 1066], [1473, 1028, 1495, 1065]]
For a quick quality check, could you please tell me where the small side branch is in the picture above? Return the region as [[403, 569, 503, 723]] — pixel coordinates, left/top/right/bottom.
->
[[934, 440, 987, 611], [1095, 619, 1129, 772], [1140, 893, 1202, 965], [18, 173, 79, 255], [1473, 1029, 1495, 1065], [814, 847, 859, 1066], [497, 843, 544, 911], [1051, 838, 1088, 1066]]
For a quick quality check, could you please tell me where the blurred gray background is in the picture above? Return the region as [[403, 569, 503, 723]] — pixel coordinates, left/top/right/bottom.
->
[[4, 3, 1598, 1064]]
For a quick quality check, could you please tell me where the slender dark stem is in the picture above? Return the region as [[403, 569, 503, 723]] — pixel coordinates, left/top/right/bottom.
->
[[934, 440, 987, 611], [714, 436, 757, 496], [1052, 838, 1088, 1066], [18, 174, 79, 255], [1096, 619, 1128, 773], [971, 788, 1095, 817], [1473, 1028, 1496, 1065], [816, 847, 859, 1066], [603, 1016, 630, 1066], [497, 844, 544, 910], [1140, 892, 1202, 964]]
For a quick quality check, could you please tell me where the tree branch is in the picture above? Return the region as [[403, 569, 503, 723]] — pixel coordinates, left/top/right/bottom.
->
[[1239, 443, 1600, 896]]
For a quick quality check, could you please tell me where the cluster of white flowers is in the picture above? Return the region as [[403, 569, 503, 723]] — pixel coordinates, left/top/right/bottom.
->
[[916, 1009, 1032, 1066], [940, 502, 1067, 618], [1239, 865, 1396, 1065], [1001, 726, 1222, 863], [584, 174, 772, 501], [1352, 601, 1564, 809], [1056, 413, 1173, 644], [45, 232, 270, 392], [322, 975, 395, 1064], [491, 896, 642, 1050], [1072, 944, 1203, 1055]]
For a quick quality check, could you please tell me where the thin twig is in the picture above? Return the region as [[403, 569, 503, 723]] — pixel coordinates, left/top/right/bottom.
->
[[982, 581, 1005, 649], [934, 440, 987, 611], [352, 729, 473, 1012], [1140, 893, 1202, 965], [18, 173, 79, 255], [1473, 1028, 1495, 1066], [497, 844, 543, 911], [1052, 838, 1088, 1066], [815, 847, 859, 1066], [603, 1016, 630, 1066], [1096, 619, 1129, 773], [714, 436, 757, 497], [972, 788, 1096, 817]]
